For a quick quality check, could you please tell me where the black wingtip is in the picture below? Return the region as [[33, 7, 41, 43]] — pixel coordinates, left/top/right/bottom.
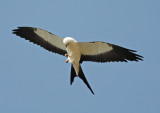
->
[[12, 28, 19, 34]]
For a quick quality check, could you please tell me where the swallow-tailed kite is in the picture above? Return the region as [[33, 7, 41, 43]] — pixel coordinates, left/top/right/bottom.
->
[[12, 27, 143, 94]]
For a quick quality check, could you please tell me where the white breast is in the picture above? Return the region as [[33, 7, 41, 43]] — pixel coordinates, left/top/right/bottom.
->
[[67, 42, 81, 63]]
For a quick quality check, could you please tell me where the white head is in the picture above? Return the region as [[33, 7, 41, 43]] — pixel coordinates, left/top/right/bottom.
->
[[63, 37, 77, 47]]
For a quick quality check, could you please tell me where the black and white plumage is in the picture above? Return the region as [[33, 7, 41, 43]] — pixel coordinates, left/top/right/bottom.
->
[[12, 27, 143, 94]]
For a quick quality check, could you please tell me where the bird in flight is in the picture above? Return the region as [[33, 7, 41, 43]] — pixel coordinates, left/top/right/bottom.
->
[[12, 27, 143, 94]]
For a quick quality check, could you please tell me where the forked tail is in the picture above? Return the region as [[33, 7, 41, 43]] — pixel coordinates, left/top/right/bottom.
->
[[70, 64, 94, 94]]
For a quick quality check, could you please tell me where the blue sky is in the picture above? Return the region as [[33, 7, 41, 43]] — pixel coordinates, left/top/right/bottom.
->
[[0, 0, 160, 113]]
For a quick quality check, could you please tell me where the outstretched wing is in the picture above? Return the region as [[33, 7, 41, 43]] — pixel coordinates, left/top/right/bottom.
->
[[12, 27, 67, 56], [78, 42, 143, 63]]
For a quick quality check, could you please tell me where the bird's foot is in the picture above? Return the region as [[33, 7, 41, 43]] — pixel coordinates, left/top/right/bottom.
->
[[65, 54, 68, 57], [65, 59, 69, 63]]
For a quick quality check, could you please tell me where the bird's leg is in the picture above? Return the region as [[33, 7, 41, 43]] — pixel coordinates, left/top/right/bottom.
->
[[65, 54, 69, 63], [65, 59, 69, 63], [65, 54, 68, 57], [65, 53, 71, 63]]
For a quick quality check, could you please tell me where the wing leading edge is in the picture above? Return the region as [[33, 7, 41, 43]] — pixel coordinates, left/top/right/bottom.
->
[[78, 42, 143, 63], [12, 27, 67, 56]]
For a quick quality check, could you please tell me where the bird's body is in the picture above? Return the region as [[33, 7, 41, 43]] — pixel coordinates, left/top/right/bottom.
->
[[63, 37, 81, 75], [12, 27, 143, 94]]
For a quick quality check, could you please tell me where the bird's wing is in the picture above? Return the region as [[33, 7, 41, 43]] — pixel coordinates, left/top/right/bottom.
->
[[12, 27, 67, 56], [78, 41, 143, 63]]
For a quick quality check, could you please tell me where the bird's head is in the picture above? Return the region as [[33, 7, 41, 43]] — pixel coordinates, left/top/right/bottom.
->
[[63, 37, 77, 47]]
